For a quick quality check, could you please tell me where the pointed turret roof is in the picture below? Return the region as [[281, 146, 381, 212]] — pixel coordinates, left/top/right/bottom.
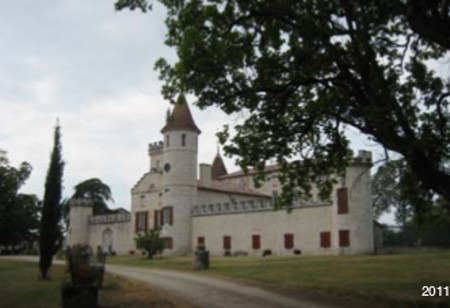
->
[[211, 152, 228, 179], [161, 94, 201, 134]]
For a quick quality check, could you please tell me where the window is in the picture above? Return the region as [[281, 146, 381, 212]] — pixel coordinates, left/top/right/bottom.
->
[[337, 187, 349, 214], [153, 210, 160, 229], [197, 236, 205, 245], [166, 135, 170, 147], [284, 233, 294, 249], [249, 200, 256, 209], [223, 236, 231, 250], [162, 207, 173, 225], [181, 134, 186, 147], [320, 232, 331, 248], [163, 237, 173, 249], [252, 235, 261, 250], [156, 160, 160, 169], [216, 203, 222, 211], [339, 230, 350, 247], [209, 204, 214, 212], [240, 201, 246, 210], [259, 200, 266, 208], [135, 211, 148, 232], [224, 203, 230, 211]]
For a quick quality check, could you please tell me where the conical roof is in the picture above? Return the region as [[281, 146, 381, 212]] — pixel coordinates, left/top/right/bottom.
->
[[211, 152, 228, 179], [161, 94, 201, 134]]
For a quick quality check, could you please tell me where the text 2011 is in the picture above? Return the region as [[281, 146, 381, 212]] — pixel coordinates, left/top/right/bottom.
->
[[422, 286, 449, 297]]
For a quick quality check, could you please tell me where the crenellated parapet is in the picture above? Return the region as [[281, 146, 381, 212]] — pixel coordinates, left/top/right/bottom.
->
[[352, 150, 372, 166], [69, 198, 93, 208], [148, 141, 164, 155], [192, 198, 331, 217]]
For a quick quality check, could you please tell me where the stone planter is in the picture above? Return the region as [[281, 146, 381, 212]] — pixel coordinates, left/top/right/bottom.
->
[[193, 244, 209, 270]]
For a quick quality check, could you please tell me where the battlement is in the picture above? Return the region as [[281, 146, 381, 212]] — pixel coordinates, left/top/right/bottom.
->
[[353, 150, 372, 165], [148, 141, 164, 155], [69, 198, 93, 207], [192, 198, 331, 217]]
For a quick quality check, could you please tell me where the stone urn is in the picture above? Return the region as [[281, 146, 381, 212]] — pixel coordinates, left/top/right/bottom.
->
[[62, 244, 106, 308], [192, 244, 209, 270]]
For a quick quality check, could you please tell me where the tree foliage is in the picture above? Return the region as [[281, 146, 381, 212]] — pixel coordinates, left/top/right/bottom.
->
[[0, 152, 40, 249], [39, 123, 64, 279], [117, 1, 450, 212], [372, 159, 414, 225], [72, 178, 114, 215], [134, 229, 164, 259]]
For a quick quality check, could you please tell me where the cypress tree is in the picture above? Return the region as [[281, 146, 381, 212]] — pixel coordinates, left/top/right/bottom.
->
[[39, 121, 64, 279]]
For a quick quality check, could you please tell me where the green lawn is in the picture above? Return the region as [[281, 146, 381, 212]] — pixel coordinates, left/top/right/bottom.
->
[[0, 260, 185, 308], [108, 250, 450, 306]]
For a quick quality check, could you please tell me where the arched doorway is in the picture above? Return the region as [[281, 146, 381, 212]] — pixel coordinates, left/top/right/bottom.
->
[[102, 228, 113, 253]]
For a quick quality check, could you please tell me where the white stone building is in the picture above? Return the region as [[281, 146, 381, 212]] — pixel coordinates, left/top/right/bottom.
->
[[67, 95, 374, 256]]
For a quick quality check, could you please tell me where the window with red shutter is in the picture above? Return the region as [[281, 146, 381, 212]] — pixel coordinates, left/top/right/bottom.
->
[[159, 209, 164, 226], [252, 235, 261, 250], [337, 187, 349, 214], [144, 211, 148, 231], [197, 236, 205, 245], [284, 233, 294, 249], [135, 212, 139, 232], [320, 231, 331, 248], [153, 210, 159, 229], [223, 236, 231, 250], [339, 230, 350, 247], [169, 207, 173, 225]]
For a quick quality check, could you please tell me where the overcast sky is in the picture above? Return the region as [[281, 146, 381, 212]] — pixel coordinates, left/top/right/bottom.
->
[[1, 1, 388, 219]]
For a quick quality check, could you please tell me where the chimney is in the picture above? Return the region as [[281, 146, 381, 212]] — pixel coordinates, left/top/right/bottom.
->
[[199, 163, 212, 187]]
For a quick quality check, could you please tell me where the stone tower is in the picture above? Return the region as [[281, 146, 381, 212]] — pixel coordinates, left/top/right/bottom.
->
[[66, 198, 93, 247], [160, 94, 201, 255]]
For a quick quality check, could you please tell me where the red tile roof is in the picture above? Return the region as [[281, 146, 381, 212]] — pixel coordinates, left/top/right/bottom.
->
[[211, 153, 228, 179], [161, 94, 201, 134]]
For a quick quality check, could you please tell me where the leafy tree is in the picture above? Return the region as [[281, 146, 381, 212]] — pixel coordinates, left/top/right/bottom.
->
[[71, 178, 114, 215], [61, 178, 114, 230], [372, 159, 414, 225], [134, 229, 164, 259], [39, 122, 64, 279], [116, 1, 450, 214], [0, 152, 40, 250]]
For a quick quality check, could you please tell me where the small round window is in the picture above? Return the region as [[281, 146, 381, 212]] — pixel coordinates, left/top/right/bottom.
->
[[164, 163, 171, 172]]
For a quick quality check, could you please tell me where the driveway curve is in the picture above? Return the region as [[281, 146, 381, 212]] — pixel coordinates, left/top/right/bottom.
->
[[1, 256, 330, 308]]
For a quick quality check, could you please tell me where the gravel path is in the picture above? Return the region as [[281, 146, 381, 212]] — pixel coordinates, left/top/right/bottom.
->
[[1, 256, 331, 308]]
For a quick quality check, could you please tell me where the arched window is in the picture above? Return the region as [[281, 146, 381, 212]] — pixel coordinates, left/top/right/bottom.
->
[[181, 134, 186, 147], [166, 135, 170, 148]]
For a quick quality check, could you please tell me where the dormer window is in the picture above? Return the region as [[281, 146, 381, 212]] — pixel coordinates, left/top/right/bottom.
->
[[181, 134, 186, 147]]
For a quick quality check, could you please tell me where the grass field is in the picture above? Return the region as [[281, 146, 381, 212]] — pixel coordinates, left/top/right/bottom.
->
[[107, 250, 450, 307], [0, 260, 189, 308]]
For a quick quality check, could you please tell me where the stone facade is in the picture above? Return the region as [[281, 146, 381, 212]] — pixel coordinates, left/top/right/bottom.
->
[[67, 95, 374, 256]]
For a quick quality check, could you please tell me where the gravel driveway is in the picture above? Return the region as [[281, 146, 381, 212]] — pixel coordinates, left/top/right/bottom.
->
[[1, 256, 331, 308]]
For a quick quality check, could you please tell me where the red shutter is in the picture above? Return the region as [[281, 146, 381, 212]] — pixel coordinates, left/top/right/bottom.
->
[[284, 233, 294, 249], [198, 236, 205, 245], [144, 211, 148, 231], [135, 212, 139, 232], [223, 236, 231, 250], [169, 207, 173, 225], [339, 230, 350, 247], [337, 187, 349, 214], [252, 235, 261, 250], [320, 232, 331, 248], [153, 210, 158, 229], [168, 237, 173, 249], [159, 209, 164, 226]]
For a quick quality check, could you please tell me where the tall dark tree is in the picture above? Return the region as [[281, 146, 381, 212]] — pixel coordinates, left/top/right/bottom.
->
[[39, 122, 64, 279], [0, 152, 40, 250], [117, 0, 450, 215]]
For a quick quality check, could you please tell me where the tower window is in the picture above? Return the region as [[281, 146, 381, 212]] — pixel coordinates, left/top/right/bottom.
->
[[181, 134, 186, 146], [166, 135, 170, 148]]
